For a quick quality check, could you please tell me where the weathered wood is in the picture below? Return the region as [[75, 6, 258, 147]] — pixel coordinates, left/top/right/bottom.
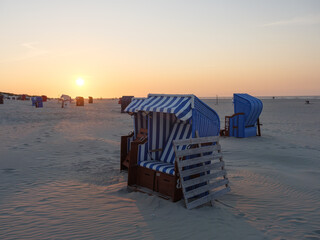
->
[[174, 136, 230, 209], [173, 136, 219, 146], [179, 161, 225, 178], [257, 118, 261, 136], [177, 153, 223, 168], [120, 132, 134, 171], [184, 178, 229, 199], [182, 170, 227, 188], [174, 145, 221, 158], [137, 128, 148, 139], [186, 187, 231, 210], [127, 140, 147, 186]]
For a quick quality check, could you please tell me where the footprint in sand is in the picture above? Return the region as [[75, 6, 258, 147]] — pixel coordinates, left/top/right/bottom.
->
[[96, 157, 107, 161], [113, 149, 120, 154], [44, 133, 50, 138], [314, 230, 320, 235], [2, 168, 16, 173], [53, 151, 62, 156]]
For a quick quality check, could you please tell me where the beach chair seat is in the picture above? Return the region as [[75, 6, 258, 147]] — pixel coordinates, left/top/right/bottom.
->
[[131, 122, 192, 200], [138, 160, 175, 175]]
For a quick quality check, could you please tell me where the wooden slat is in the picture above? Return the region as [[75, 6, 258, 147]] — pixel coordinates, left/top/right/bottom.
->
[[175, 145, 221, 158], [179, 161, 225, 178], [174, 136, 230, 209], [173, 136, 219, 146], [186, 187, 231, 210], [184, 178, 229, 199], [177, 153, 223, 168], [182, 170, 226, 188]]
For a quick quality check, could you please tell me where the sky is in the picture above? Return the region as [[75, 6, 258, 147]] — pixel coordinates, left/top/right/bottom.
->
[[0, 0, 319, 98]]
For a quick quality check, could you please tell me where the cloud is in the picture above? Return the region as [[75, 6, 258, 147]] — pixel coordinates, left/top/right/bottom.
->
[[0, 42, 50, 64], [21, 42, 49, 58], [263, 15, 320, 27]]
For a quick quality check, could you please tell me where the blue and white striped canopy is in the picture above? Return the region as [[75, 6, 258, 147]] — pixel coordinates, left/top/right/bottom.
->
[[125, 98, 146, 112], [125, 94, 194, 121]]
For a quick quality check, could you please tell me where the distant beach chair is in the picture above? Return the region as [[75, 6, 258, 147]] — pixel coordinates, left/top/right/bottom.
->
[[121, 94, 229, 203], [32, 96, 43, 108], [221, 93, 263, 138], [60, 94, 72, 108], [31, 97, 37, 106], [42, 95, 47, 102], [76, 96, 84, 106], [120, 96, 134, 113]]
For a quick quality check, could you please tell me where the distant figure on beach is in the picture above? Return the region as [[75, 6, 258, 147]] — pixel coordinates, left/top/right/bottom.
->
[[305, 100, 310, 104]]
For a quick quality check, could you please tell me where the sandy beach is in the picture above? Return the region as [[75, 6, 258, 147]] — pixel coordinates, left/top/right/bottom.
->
[[0, 98, 319, 239]]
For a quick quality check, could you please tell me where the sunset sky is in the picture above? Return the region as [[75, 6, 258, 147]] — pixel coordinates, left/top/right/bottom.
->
[[1, 0, 319, 98]]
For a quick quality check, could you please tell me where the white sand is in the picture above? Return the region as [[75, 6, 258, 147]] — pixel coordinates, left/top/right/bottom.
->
[[0, 98, 319, 239]]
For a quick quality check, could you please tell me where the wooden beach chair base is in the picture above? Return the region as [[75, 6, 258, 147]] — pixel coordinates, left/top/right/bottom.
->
[[132, 167, 182, 202]]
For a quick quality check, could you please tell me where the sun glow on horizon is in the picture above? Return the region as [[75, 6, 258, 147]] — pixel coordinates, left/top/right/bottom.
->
[[76, 78, 85, 86]]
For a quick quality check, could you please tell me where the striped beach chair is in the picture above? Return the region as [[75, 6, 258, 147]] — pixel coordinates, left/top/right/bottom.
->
[[121, 94, 220, 202]]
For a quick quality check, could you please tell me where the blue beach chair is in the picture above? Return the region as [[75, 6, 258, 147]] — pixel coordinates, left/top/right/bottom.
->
[[32, 96, 43, 108], [222, 93, 263, 138], [121, 94, 220, 201]]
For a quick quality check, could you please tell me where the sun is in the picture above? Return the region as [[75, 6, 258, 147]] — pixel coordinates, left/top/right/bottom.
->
[[76, 78, 84, 86]]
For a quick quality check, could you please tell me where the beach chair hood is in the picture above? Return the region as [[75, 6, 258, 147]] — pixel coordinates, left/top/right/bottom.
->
[[60, 94, 71, 101], [126, 94, 205, 121], [233, 93, 263, 127], [125, 94, 220, 137]]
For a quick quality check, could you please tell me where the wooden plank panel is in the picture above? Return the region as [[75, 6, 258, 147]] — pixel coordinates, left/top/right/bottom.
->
[[175, 145, 221, 158], [184, 178, 229, 199], [173, 136, 219, 146], [182, 170, 226, 188], [174, 136, 230, 209], [186, 187, 231, 210], [179, 161, 225, 178], [177, 153, 223, 168]]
